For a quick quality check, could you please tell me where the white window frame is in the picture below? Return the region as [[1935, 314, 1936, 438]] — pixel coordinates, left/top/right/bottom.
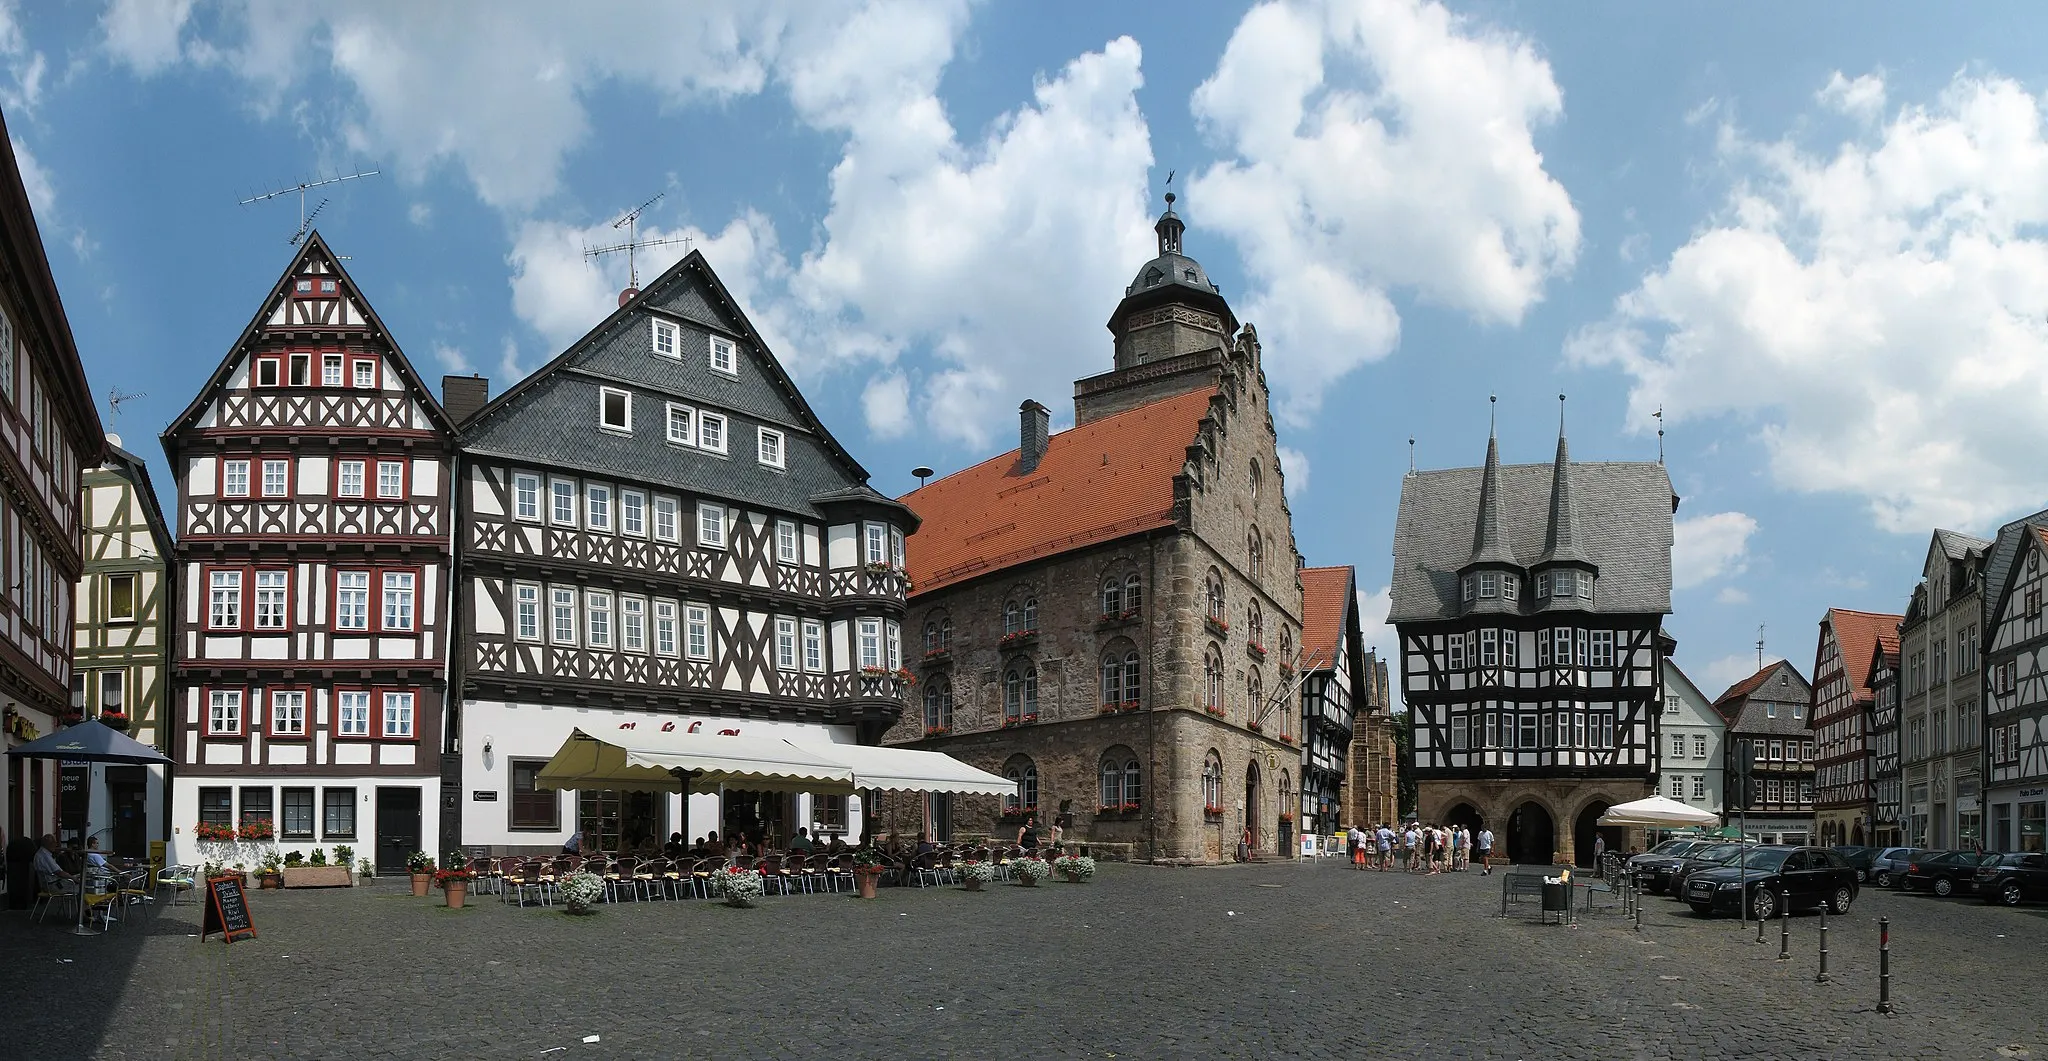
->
[[599, 386, 633, 432], [261, 459, 290, 498], [586, 483, 612, 532], [322, 354, 343, 387], [550, 586, 578, 645], [382, 572, 416, 632], [337, 460, 366, 499], [775, 520, 798, 564], [513, 473, 541, 522], [621, 596, 646, 653], [270, 690, 306, 736], [654, 599, 678, 657], [207, 690, 243, 735], [376, 460, 404, 499], [865, 523, 887, 565], [652, 318, 679, 360], [353, 359, 376, 389], [697, 411, 727, 454], [775, 617, 798, 671], [585, 590, 613, 649], [208, 570, 243, 630], [665, 403, 694, 447], [550, 479, 578, 527], [621, 490, 646, 537], [859, 618, 882, 669], [685, 604, 711, 661], [802, 619, 825, 673], [254, 571, 288, 630], [697, 502, 726, 548], [381, 692, 416, 739], [653, 496, 680, 542], [336, 571, 369, 631], [515, 583, 541, 642], [757, 427, 785, 470], [709, 335, 736, 375], [336, 691, 372, 738]]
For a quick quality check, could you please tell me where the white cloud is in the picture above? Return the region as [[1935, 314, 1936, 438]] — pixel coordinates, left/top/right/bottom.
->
[[1356, 584, 1399, 710], [1189, 0, 1580, 422], [1694, 651, 1765, 699], [1571, 71, 2048, 532], [1817, 70, 1886, 123], [861, 372, 911, 439], [430, 341, 471, 374], [1672, 510, 1757, 589], [98, 0, 194, 76], [0, 0, 45, 111], [1276, 445, 1309, 498], [407, 202, 432, 227], [1715, 586, 1750, 605], [10, 135, 51, 214]]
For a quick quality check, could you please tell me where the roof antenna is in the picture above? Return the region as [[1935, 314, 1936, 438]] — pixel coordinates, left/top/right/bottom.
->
[[1655, 404, 1666, 464], [239, 166, 380, 244], [107, 387, 145, 419], [1407, 437, 1416, 476], [584, 191, 692, 296], [1757, 622, 1766, 671]]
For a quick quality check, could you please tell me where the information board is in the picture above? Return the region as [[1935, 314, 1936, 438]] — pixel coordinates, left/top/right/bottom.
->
[[202, 875, 257, 944]]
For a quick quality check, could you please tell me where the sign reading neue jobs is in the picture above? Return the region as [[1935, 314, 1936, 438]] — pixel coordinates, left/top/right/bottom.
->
[[202, 875, 257, 944]]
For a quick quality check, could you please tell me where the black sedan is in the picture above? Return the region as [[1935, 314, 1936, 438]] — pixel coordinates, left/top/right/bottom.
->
[[1975, 852, 2048, 906], [1831, 845, 1877, 882], [1667, 842, 1754, 898], [1627, 839, 1711, 894], [1683, 846, 1859, 920], [1903, 850, 1993, 897]]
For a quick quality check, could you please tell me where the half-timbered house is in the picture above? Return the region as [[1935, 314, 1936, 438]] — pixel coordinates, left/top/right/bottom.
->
[[1389, 425, 1674, 866], [1297, 565, 1370, 836], [1868, 631, 1902, 848], [70, 437, 173, 857], [0, 116, 105, 848], [450, 251, 917, 856], [1811, 608, 1900, 847], [1713, 660, 1815, 845], [162, 233, 457, 871], [1984, 521, 2048, 853]]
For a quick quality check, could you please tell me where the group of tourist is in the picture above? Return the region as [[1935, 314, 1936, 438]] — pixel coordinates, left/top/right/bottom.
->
[[1343, 822, 1495, 875]]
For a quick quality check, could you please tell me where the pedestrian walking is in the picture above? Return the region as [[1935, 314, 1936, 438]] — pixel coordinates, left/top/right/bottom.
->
[[1450, 824, 1465, 871], [1475, 827, 1494, 875], [1593, 832, 1607, 875], [1375, 823, 1393, 871], [1457, 826, 1472, 871]]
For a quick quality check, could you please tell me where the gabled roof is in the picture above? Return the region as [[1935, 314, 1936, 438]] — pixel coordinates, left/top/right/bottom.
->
[[95, 437, 174, 556], [1984, 511, 2048, 630], [161, 231, 455, 450], [1712, 658, 1809, 712], [1300, 566, 1355, 672], [902, 388, 1214, 595], [1934, 528, 1991, 562], [1662, 658, 1713, 709], [1712, 659, 1813, 733], [1822, 607, 1902, 705]]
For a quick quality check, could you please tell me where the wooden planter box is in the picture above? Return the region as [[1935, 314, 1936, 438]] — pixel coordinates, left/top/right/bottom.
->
[[282, 865, 353, 888]]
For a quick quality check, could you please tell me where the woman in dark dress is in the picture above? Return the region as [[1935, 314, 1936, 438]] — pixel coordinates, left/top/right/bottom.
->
[[1016, 815, 1040, 853]]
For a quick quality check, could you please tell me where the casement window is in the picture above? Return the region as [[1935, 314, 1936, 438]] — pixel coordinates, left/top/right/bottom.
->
[[1536, 573, 1549, 598], [510, 760, 560, 830], [382, 572, 416, 631], [260, 459, 290, 497], [1502, 575, 1519, 602], [197, 788, 232, 827], [1769, 740, 1784, 760], [1578, 572, 1594, 600], [515, 583, 541, 641], [240, 787, 273, 828], [1541, 712, 1557, 749], [1692, 776, 1706, 801], [865, 523, 888, 565], [514, 474, 540, 521], [1479, 572, 1497, 598], [685, 604, 711, 660], [709, 335, 736, 375], [1552, 628, 1573, 665], [254, 570, 289, 630], [652, 319, 679, 360], [107, 573, 136, 623], [222, 459, 250, 498], [376, 460, 405, 499], [1574, 711, 1587, 748], [1479, 629, 1498, 668], [653, 496, 680, 542], [666, 403, 694, 447], [322, 354, 343, 387], [1450, 714, 1468, 751], [927, 682, 956, 733], [281, 788, 315, 839], [621, 597, 646, 652], [323, 788, 356, 838], [858, 618, 883, 669], [1590, 631, 1615, 668], [1670, 733, 1686, 758], [1519, 713, 1538, 749], [776, 617, 798, 671], [891, 527, 905, 570], [757, 427, 785, 469], [599, 386, 632, 432], [654, 600, 678, 656], [337, 460, 366, 498], [585, 590, 613, 649], [352, 357, 377, 389], [802, 619, 825, 672], [1575, 629, 1589, 667], [289, 353, 310, 386], [1599, 713, 1615, 748], [621, 491, 646, 536], [697, 502, 725, 548], [1537, 633, 1551, 667], [255, 356, 281, 387], [1693, 735, 1706, 758], [1500, 630, 1518, 667], [886, 619, 902, 669], [269, 690, 307, 737], [775, 520, 798, 564], [586, 484, 612, 531], [1462, 576, 1475, 602], [381, 692, 416, 739], [551, 587, 578, 645], [335, 572, 370, 631], [207, 689, 244, 736], [550, 480, 577, 526], [1670, 775, 1685, 799], [336, 691, 372, 738], [1447, 633, 1465, 669], [697, 412, 727, 453], [208, 569, 243, 630]]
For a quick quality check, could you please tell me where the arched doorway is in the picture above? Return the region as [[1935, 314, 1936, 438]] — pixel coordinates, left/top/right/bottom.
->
[[1573, 801, 1625, 867], [1444, 802, 1483, 836], [1244, 762, 1263, 854], [1506, 801, 1555, 865], [1851, 823, 1866, 847]]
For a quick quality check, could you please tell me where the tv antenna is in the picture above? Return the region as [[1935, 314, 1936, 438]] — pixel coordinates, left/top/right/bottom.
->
[[108, 387, 145, 418], [239, 167, 380, 244], [583, 192, 692, 288]]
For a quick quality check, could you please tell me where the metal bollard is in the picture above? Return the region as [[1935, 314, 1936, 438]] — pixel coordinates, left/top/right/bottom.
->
[[1778, 895, 1790, 960], [1815, 903, 1830, 983], [1634, 890, 1643, 933], [1877, 916, 1893, 1014], [1756, 903, 1767, 944]]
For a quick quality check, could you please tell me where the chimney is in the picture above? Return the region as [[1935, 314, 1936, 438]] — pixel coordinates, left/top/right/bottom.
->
[[1018, 399, 1050, 474], [442, 374, 490, 426]]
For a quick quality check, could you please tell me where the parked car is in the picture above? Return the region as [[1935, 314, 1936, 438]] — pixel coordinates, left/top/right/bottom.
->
[[1668, 842, 1756, 897], [1975, 852, 2048, 906], [1831, 845, 1877, 882], [1869, 847, 1922, 889], [1684, 846, 1859, 920], [1628, 839, 1711, 894], [1903, 850, 1994, 897]]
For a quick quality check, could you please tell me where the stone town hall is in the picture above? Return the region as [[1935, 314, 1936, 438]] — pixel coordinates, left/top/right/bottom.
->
[[879, 196, 1382, 862]]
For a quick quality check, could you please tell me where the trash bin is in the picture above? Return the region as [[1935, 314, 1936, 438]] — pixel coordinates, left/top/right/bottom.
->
[[1541, 876, 1570, 913]]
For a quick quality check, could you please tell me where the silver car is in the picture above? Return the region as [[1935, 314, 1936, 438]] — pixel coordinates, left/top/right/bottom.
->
[[1869, 847, 1922, 889]]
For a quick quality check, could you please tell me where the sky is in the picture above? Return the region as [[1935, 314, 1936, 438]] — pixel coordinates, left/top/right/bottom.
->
[[7, 0, 2048, 705]]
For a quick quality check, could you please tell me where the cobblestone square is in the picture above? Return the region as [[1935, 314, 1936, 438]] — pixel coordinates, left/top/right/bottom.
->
[[3, 863, 2043, 1061]]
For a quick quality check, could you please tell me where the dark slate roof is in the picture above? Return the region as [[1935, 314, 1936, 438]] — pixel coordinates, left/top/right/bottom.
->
[[1465, 435, 1519, 567], [1935, 528, 1991, 561], [1389, 454, 1674, 621], [0, 111, 102, 461], [99, 438, 174, 553], [1537, 435, 1593, 567], [1983, 508, 2048, 628], [1712, 659, 1813, 735]]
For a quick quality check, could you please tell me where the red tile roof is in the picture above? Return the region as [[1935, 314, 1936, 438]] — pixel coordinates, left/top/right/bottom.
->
[[1826, 608, 1903, 705], [901, 389, 1215, 595], [1712, 661, 1788, 709], [1299, 566, 1354, 671]]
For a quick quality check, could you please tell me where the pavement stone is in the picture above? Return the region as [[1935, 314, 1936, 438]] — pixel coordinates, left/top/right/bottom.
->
[[0, 864, 2043, 1060]]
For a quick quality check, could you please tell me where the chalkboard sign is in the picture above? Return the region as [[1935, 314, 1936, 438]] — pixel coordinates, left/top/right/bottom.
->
[[202, 875, 257, 944]]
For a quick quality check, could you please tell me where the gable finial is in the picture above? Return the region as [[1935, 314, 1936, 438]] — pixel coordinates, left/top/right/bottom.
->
[[1488, 393, 1496, 437], [1558, 392, 1567, 436], [1655, 404, 1665, 464], [1407, 436, 1416, 476]]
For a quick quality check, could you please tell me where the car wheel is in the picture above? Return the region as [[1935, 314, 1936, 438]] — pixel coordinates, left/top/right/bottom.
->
[[2000, 881, 2024, 907], [1688, 902, 1715, 917], [1934, 877, 1954, 898], [1830, 886, 1853, 914], [1873, 870, 1892, 888], [1751, 888, 1777, 921]]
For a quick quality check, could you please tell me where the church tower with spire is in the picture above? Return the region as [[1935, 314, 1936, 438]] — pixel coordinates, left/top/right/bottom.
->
[[1387, 409, 1677, 866]]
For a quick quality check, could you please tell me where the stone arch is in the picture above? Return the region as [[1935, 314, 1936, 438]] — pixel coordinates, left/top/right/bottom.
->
[[1566, 788, 1637, 865], [1443, 801, 1483, 836], [1244, 760, 1264, 853], [1495, 790, 1563, 865], [919, 608, 953, 654]]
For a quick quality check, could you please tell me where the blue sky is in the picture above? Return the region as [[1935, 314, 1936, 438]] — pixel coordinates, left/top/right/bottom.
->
[[7, 1, 2048, 701]]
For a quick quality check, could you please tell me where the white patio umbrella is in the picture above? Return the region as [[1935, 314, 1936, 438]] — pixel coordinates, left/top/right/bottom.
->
[[1597, 794, 1720, 828]]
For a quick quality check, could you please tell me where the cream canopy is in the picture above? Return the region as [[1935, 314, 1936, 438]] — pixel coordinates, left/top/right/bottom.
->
[[784, 738, 1016, 796], [1597, 794, 1721, 827], [534, 728, 858, 796]]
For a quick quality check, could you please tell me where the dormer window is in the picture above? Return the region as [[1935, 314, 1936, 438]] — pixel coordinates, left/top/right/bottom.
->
[[1578, 572, 1594, 600], [709, 336, 736, 375], [1462, 576, 1476, 602], [1479, 573, 1497, 599], [652, 319, 679, 360], [1536, 573, 1549, 598], [1503, 575, 1519, 602]]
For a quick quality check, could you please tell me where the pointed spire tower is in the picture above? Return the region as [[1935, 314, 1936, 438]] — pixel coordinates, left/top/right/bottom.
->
[[1457, 397, 1523, 613], [1534, 394, 1598, 606]]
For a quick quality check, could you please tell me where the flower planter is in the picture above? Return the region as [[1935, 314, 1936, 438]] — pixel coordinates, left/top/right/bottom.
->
[[258, 872, 283, 890], [964, 877, 983, 892], [1064, 871, 1085, 884], [853, 866, 884, 900], [410, 872, 431, 897], [444, 879, 467, 909], [283, 866, 353, 889], [1017, 876, 1038, 888]]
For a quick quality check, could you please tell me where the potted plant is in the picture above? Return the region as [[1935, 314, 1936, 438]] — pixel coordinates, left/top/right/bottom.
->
[[309, 848, 327, 866], [358, 859, 375, 884], [258, 850, 284, 889], [96, 710, 130, 732], [851, 847, 887, 899], [1054, 855, 1097, 883], [960, 860, 995, 892], [434, 864, 473, 909], [560, 870, 604, 914], [720, 865, 765, 908], [1013, 856, 1050, 887], [406, 852, 434, 896], [282, 848, 352, 888], [333, 846, 355, 885]]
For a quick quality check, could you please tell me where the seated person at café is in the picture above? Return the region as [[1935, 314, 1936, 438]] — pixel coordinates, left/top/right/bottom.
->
[[825, 835, 848, 855], [690, 836, 709, 857], [32, 834, 73, 887], [704, 831, 724, 855], [915, 833, 937, 856], [663, 832, 686, 858], [789, 827, 815, 853], [84, 836, 112, 870]]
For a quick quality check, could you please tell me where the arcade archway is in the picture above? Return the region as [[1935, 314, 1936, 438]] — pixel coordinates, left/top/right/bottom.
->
[[1506, 801, 1555, 865]]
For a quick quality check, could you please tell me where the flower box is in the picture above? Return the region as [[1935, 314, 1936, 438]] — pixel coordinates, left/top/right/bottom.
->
[[193, 822, 237, 843], [998, 629, 1039, 648], [281, 865, 353, 889], [1247, 721, 1263, 734], [1120, 802, 1141, 813], [97, 711, 131, 731], [1278, 734, 1298, 747], [923, 725, 950, 738], [1119, 699, 1143, 713], [999, 712, 1040, 729], [922, 647, 951, 663], [1247, 641, 1268, 661], [237, 819, 275, 842], [1204, 804, 1225, 817], [1205, 706, 1228, 719], [1204, 616, 1230, 637]]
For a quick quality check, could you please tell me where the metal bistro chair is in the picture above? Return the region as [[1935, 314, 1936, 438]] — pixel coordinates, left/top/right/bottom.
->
[[640, 857, 673, 902], [467, 857, 499, 897], [154, 863, 199, 907], [509, 860, 552, 908], [911, 851, 942, 888], [783, 853, 813, 895], [753, 855, 786, 897]]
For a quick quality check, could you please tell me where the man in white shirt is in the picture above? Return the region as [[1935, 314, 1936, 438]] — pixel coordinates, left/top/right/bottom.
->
[[31, 834, 71, 887], [1475, 827, 1495, 875]]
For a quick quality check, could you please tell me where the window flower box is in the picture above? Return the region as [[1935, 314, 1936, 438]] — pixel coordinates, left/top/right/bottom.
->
[[922, 647, 951, 663], [1247, 720, 1263, 734], [862, 561, 900, 577], [999, 712, 1040, 729], [1278, 811, 1296, 824], [193, 821, 237, 843], [61, 709, 84, 726], [1000, 804, 1038, 821], [1096, 609, 1143, 629], [1205, 616, 1230, 638], [1119, 699, 1143, 713], [998, 629, 1039, 649], [1098, 703, 1119, 715], [237, 818, 275, 842], [860, 666, 916, 687], [1120, 802, 1141, 813], [1203, 804, 1225, 818], [96, 711, 130, 732], [1205, 706, 1227, 719], [1247, 640, 1268, 661], [923, 725, 950, 738], [1278, 733, 1298, 747]]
